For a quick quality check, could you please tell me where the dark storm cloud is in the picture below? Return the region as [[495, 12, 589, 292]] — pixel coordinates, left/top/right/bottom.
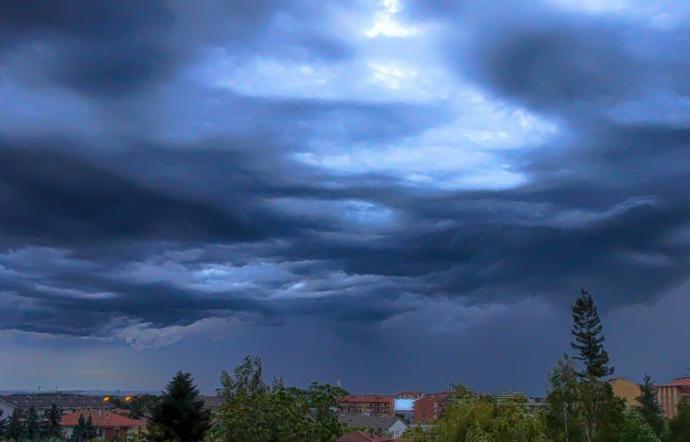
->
[[0, 146, 261, 245], [0, 0, 352, 96], [1, 0, 690, 364]]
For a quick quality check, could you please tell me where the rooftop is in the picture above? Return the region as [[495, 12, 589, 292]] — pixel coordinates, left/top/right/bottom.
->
[[340, 395, 394, 404], [338, 413, 404, 431], [61, 411, 146, 429]]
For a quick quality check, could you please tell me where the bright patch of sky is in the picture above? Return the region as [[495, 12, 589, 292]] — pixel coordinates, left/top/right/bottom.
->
[[364, 0, 423, 38], [193, 0, 558, 191]]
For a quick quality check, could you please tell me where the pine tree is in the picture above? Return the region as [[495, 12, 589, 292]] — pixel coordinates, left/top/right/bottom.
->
[[636, 374, 664, 437], [43, 402, 64, 440], [570, 289, 621, 442], [6, 408, 25, 442], [25, 406, 40, 441], [571, 289, 613, 379], [69, 413, 87, 442], [85, 414, 97, 440], [147, 371, 210, 442]]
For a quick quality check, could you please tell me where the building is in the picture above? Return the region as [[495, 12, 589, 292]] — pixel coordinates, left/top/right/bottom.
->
[[609, 377, 642, 408], [0, 394, 113, 418], [413, 392, 449, 423], [338, 413, 408, 438], [657, 377, 690, 419], [61, 410, 146, 442], [339, 395, 395, 416]]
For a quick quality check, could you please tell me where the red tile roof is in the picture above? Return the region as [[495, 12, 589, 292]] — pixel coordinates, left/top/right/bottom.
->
[[340, 395, 394, 403], [669, 377, 690, 386], [61, 411, 146, 429]]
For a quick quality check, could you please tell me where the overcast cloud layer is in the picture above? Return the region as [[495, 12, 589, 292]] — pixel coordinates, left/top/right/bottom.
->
[[2, 0, 690, 393]]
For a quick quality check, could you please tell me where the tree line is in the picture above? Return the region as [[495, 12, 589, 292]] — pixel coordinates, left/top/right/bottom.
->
[[2, 290, 689, 441]]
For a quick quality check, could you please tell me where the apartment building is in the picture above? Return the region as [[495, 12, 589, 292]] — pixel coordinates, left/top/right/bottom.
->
[[339, 395, 395, 416], [657, 377, 690, 419]]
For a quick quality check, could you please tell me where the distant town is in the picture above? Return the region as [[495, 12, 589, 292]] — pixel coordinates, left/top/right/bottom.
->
[[2, 291, 689, 441], [1, 373, 688, 441]]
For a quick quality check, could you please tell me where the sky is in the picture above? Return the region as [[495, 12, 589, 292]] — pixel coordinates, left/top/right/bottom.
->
[[1, 0, 690, 395]]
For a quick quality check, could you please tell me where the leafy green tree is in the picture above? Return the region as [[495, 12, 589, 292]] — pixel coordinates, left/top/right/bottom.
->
[[636, 374, 664, 437], [431, 385, 549, 442], [25, 406, 40, 441], [43, 402, 64, 440], [667, 399, 690, 442], [545, 355, 586, 442], [620, 410, 660, 442], [147, 371, 210, 442], [570, 289, 621, 442], [5, 409, 25, 442], [208, 356, 347, 442]]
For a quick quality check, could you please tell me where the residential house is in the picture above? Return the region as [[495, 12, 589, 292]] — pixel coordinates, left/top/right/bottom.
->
[[609, 377, 642, 408], [338, 413, 408, 438], [339, 395, 395, 416], [61, 410, 146, 442], [657, 377, 690, 419]]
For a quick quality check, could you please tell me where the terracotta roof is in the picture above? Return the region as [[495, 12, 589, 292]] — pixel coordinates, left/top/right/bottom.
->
[[340, 395, 394, 403], [61, 411, 146, 429]]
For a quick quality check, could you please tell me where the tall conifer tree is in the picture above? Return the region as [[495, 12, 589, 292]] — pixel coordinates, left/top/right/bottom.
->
[[147, 371, 210, 442], [43, 402, 64, 440], [571, 289, 613, 379], [25, 406, 40, 441], [570, 289, 622, 442], [6, 409, 25, 441]]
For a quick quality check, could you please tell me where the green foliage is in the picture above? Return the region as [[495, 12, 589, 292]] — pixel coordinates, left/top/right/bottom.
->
[[68, 413, 95, 442], [424, 385, 549, 442], [619, 410, 660, 442], [25, 407, 40, 441], [147, 371, 210, 442], [636, 374, 665, 437], [42, 403, 63, 440], [667, 399, 690, 442], [207, 355, 347, 442], [5, 409, 25, 442], [544, 355, 586, 442], [402, 425, 432, 441]]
